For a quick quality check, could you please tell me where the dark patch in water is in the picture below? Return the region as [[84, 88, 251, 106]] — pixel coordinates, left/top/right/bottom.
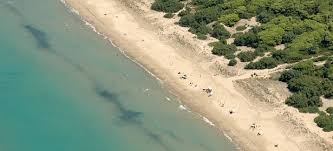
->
[[95, 88, 171, 150], [163, 129, 184, 143], [0, 1, 24, 18], [144, 128, 171, 151], [23, 25, 94, 83], [199, 143, 214, 151], [22, 23, 171, 151], [95, 88, 143, 123], [119, 110, 143, 123], [24, 25, 50, 49]]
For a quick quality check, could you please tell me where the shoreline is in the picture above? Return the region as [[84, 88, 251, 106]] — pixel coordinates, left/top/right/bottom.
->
[[62, 0, 332, 150], [61, 0, 233, 144]]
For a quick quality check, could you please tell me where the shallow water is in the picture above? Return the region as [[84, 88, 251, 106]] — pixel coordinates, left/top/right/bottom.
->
[[0, 0, 236, 150]]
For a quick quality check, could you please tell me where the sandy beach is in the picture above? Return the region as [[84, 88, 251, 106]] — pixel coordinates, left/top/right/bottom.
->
[[63, 0, 333, 150]]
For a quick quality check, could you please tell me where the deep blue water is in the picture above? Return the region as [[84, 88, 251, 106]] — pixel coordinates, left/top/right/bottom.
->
[[0, 0, 236, 150]]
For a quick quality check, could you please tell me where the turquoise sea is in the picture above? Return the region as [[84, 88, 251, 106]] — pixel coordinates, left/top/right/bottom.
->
[[0, 0, 236, 150]]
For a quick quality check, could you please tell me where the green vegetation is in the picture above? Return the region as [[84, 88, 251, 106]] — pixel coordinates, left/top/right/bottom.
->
[[314, 112, 333, 132], [196, 33, 207, 40], [178, 7, 191, 17], [326, 107, 333, 114], [164, 13, 175, 18], [151, 0, 184, 13], [234, 28, 259, 48], [211, 23, 230, 40], [151, 0, 333, 131], [245, 57, 278, 69], [228, 59, 237, 66], [212, 42, 237, 59], [219, 13, 240, 27], [152, 0, 333, 64], [278, 60, 333, 131], [236, 25, 247, 31], [237, 51, 256, 62]]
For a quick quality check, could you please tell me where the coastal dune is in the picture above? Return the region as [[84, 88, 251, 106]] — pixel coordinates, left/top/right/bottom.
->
[[63, 0, 332, 150]]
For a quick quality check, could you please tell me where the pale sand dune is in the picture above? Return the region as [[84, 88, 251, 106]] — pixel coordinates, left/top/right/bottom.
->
[[64, 0, 333, 150]]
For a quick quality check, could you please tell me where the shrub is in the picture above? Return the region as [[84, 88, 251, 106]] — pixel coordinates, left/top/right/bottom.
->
[[237, 51, 256, 62], [298, 106, 320, 113], [191, 0, 206, 5], [326, 107, 333, 114], [285, 93, 308, 108], [245, 57, 278, 69], [224, 53, 236, 59], [234, 31, 259, 48], [236, 25, 247, 31], [228, 59, 237, 66], [189, 24, 212, 35], [287, 75, 323, 94], [272, 50, 305, 63], [279, 70, 302, 82], [282, 32, 296, 44], [286, 93, 321, 113], [254, 44, 274, 56], [178, 14, 195, 27], [212, 43, 237, 57], [211, 23, 230, 40], [258, 26, 285, 46], [292, 61, 315, 73], [208, 41, 226, 47], [231, 32, 243, 38], [151, 0, 184, 13], [314, 112, 333, 132], [164, 13, 175, 18], [178, 7, 190, 17], [196, 33, 207, 40], [219, 13, 240, 27]]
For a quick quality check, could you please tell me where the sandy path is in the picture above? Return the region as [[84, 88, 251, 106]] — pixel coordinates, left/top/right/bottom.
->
[[63, 0, 330, 150]]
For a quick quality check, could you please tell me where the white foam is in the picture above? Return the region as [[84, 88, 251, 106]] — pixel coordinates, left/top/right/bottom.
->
[[165, 97, 171, 101], [179, 105, 186, 110], [178, 105, 191, 112], [224, 133, 233, 141], [202, 117, 215, 126]]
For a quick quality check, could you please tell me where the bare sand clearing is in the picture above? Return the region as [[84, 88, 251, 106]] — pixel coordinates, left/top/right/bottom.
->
[[64, 0, 333, 150]]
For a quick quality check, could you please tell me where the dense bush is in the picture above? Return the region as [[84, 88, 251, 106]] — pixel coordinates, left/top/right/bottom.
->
[[279, 70, 302, 82], [327, 107, 333, 114], [314, 112, 333, 132], [271, 50, 305, 64], [279, 61, 333, 126], [224, 53, 236, 59], [286, 93, 321, 113], [245, 57, 278, 69], [287, 75, 323, 94], [237, 51, 256, 62], [196, 33, 207, 40], [152, 0, 333, 132], [254, 44, 274, 56], [234, 31, 259, 48], [236, 25, 247, 31], [219, 13, 240, 27], [151, 0, 184, 13], [164, 13, 175, 18], [211, 23, 230, 40], [258, 26, 285, 46], [212, 43, 237, 58], [189, 24, 212, 35], [178, 7, 191, 17], [228, 59, 237, 66]]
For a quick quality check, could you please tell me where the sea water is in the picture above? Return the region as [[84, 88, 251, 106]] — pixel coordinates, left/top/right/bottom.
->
[[0, 0, 236, 150]]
